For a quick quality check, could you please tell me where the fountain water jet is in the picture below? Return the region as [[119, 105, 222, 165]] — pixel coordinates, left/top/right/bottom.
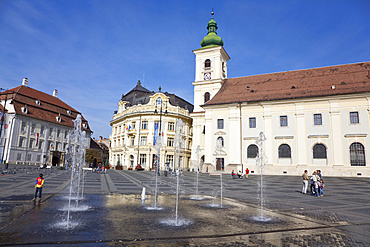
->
[[189, 145, 205, 200], [174, 119, 183, 225], [65, 114, 89, 229], [254, 131, 271, 222]]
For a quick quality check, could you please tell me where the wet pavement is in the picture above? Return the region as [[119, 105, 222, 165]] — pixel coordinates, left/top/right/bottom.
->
[[0, 166, 369, 246]]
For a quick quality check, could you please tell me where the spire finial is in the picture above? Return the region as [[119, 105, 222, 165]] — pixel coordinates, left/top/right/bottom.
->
[[211, 8, 214, 16]]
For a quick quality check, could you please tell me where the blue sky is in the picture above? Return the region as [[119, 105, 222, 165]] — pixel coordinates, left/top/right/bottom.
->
[[1, 0, 369, 139]]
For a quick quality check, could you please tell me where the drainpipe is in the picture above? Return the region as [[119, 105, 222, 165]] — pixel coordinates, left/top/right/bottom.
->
[[137, 114, 142, 168], [239, 102, 243, 172]]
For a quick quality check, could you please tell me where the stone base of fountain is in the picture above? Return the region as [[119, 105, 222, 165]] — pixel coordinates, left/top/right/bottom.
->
[[0, 193, 326, 246]]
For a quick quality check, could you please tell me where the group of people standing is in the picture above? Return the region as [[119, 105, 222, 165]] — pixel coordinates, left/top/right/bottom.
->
[[302, 170, 324, 197]]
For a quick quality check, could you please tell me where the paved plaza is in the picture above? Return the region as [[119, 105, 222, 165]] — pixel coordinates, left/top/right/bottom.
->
[[0, 165, 369, 246]]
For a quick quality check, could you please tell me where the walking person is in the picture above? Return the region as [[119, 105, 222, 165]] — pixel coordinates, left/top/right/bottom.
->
[[33, 173, 44, 203], [301, 170, 309, 194]]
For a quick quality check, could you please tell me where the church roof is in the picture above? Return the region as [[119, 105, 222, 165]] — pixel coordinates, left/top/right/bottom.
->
[[0, 85, 91, 132], [121, 81, 194, 112], [204, 62, 370, 106], [199, 12, 224, 49]]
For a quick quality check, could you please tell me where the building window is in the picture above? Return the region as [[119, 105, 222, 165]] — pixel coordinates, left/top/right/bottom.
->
[[64, 130, 68, 139], [350, 112, 359, 124], [168, 122, 175, 131], [129, 155, 134, 167], [141, 121, 148, 130], [139, 154, 147, 167], [132, 122, 136, 129], [247, 144, 258, 158], [217, 136, 224, 147], [280, 116, 288, 127], [166, 155, 174, 167], [21, 122, 27, 133], [204, 59, 211, 69], [313, 144, 327, 159], [40, 126, 45, 135], [278, 144, 291, 158], [17, 153, 22, 161], [249, 117, 256, 128], [57, 129, 61, 138], [314, 114, 322, 125], [37, 155, 41, 162], [29, 139, 34, 149], [27, 154, 32, 161], [31, 124, 36, 134], [140, 136, 147, 145], [167, 137, 174, 147], [130, 137, 135, 146], [49, 128, 53, 138], [64, 143, 68, 151], [18, 137, 25, 148], [38, 140, 44, 150], [350, 142, 365, 166], [204, 92, 210, 103], [217, 119, 224, 129]]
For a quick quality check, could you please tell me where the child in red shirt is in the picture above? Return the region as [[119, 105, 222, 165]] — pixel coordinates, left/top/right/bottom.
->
[[33, 174, 44, 203]]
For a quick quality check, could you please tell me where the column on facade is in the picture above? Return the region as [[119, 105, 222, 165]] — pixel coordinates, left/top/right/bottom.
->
[[330, 101, 343, 165], [204, 111, 213, 167], [262, 104, 273, 165], [229, 107, 241, 165], [295, 104, 307, 165]]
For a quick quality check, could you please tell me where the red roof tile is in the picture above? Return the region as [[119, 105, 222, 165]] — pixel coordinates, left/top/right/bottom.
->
[[204, 62, 370, 106]]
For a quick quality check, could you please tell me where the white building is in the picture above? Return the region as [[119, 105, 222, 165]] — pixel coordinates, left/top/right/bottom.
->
[[110, 82, 193, 171], [191, 13, 370, 177], [0, 78, 92, 166]]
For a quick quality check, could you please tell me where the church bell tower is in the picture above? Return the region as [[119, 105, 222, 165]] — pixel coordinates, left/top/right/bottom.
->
[[192, 11, 230, 112]]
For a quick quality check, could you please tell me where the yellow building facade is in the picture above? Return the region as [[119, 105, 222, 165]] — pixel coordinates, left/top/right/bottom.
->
[[110, 82, 193, 171]]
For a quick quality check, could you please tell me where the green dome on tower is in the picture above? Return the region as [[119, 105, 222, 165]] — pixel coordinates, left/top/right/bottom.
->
[[200, 12, 224, 48]]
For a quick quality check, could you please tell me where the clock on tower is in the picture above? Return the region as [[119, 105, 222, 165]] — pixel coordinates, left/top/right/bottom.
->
[[204, 72, 211, 80]]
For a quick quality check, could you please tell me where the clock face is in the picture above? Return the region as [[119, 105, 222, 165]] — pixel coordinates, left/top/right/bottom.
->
[[156, 98, 162, 105], [204, 72, 211, 80]]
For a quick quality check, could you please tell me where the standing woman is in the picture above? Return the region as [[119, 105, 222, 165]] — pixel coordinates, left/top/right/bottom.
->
[[33, 173, 44, 203], [301, 170, 309, 194]]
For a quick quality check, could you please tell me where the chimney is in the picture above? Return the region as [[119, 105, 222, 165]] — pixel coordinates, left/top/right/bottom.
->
[[22, 78, 28, 86], [53, 89, 58, 98], [99, 136, 103, 141]]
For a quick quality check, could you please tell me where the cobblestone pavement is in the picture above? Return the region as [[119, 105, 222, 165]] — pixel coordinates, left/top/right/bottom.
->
[[0, 165, 369, 246]]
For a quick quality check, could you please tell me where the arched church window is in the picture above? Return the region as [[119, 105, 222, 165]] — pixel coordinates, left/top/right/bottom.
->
[[278, 144, 291, 158], [205, 59, 211, 69], [350, 142, 366, 166], [313, 144, 327, 159], [247, 144, 258, 158], [204, 92, 210, 103]]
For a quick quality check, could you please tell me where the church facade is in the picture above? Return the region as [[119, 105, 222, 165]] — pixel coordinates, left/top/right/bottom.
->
[[190, 14, 370, 177]]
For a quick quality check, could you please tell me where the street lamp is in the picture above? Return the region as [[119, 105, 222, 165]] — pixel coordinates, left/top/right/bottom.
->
[[153, 96, 167, 173]]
